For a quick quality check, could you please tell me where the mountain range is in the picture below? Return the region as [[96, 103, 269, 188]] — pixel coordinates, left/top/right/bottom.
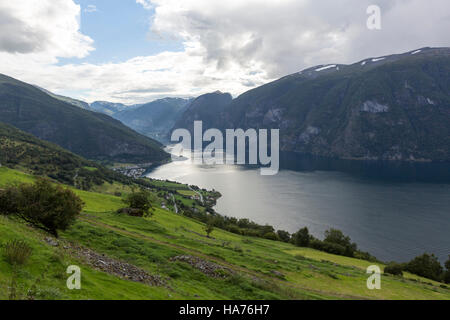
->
[[171, 47, 450, 162], [0, 74, 169, 164], [113, 98, 192, 142], [2, 47, 448, 164]]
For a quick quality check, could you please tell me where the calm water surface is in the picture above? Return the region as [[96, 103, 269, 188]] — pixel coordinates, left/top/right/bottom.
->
[[147, 150, 450, 263]]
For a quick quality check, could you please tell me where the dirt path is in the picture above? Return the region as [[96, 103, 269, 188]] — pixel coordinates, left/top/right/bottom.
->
[[171, 194, 178, 213], [73, 169, 79, 188], [188, 186, 204, 204], [79, 214, 368, 300]]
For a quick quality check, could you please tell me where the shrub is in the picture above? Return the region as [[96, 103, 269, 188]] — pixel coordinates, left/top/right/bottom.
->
[[384, 263, 404, 276], [443, 255, 450, 284], [292, 227, 310, 247], [354, 250, 378, 262], [117, 207, 145, 217], [0, 187, 21, 215], [263, 232, 279, 241], [324, 228, 357, 257], [277, 230, 291, 243], [310, 239, 347, 256], [225, 224, 242, 235], [204, 219, 214, 238], [123, 190, 152, 216], [3, 240, 33, 266], [405, 253, 443, 281], [0, 179, 83, 237]]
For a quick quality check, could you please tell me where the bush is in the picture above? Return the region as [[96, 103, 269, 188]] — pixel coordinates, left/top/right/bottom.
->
[[324, 229, 357, 257], [310, 239, 347, 256], [123, 190, 152, 216], [277, 230, 291, 243], [443, 255, 450, 284], [405, 253, 443, 281], [292, 227, 310, 247], [0, 179, 83, 237], [354, 250, 378, 262], [0, 187, 21, 215], [384, 263, 404, 276], [204, 219, 214, 238], [3, 240, 33, 266], [444, 273, 450, 285], [117, 207, 145, 217], [263, 232, 279, 241]]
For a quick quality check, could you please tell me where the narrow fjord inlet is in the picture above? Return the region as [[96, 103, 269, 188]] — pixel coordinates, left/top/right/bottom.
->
[[148, 150, 450, 263]]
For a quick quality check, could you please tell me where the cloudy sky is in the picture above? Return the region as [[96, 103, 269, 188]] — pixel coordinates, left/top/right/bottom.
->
[[0, 0, 449, 104]]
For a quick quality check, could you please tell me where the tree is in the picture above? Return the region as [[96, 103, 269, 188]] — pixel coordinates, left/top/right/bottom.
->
[[0, 186, 21, 215], [205, 219, 215, 238], [405, 253, 443, 281], [0, 179, 83, 237], [263, 232, 279, 241], [292, 227, 310, 247], [324, 228, 357, 256], [123, 190, 152, 216], [277, 230, 291, 243], [444, 256, 450, 284], [384, 262, 404, 276]]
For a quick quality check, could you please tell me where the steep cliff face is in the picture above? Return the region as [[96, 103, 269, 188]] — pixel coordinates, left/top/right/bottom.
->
[[172, 48, 450, 161], [172, 91, 233, 136]]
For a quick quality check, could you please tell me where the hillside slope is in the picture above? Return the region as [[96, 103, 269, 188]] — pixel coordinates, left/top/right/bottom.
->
[[0, 122, 133, 189], [90, 101, 130, 116], [0, 167, 449, 300], [0, 74, 169, 164], [172, 91, 232, 136], [34, 86, 91, 111]]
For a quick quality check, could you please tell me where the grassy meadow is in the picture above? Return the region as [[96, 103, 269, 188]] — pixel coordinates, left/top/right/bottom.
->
[[0, 167, 449, 300]]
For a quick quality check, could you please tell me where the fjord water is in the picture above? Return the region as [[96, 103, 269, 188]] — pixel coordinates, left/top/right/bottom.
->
[[147, 151, 450, 263]]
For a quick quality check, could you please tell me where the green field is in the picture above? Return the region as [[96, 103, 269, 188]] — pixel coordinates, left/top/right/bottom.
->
[[0, 167, 449, 300]]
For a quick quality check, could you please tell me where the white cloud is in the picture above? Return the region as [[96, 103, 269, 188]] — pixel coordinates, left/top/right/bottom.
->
[[84, 5, 97, 13], [0, 0, 449, 104], [1, 41, 269, 104], [0, 0, 93, 58], [136, 0, 153, 10], [149, 0, 450, 78]]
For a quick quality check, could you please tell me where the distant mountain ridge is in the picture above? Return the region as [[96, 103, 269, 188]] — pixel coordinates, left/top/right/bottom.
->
[[171, 47, 450, 162], [34, 86, 91, 111], [0, 74, 169, 164], [172, 91, 232, 137], [90, 101, 134, 115], [114, 98, 192, 142]]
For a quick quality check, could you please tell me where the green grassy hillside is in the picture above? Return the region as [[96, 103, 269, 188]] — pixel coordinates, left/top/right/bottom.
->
[[0, 122, 134, 189], [1, 167, 448, 300]]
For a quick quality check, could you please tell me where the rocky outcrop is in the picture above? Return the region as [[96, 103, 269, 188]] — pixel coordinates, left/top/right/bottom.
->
[[170, 255, 233, 278], [66, 243, 165, 286]]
